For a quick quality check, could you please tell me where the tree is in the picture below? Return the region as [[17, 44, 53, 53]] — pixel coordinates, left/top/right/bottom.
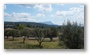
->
[[17, 24, 27, 43], [4, 30, 11, 39], [10, 29, 19, 40], [17, 24, 25, 30], [59, 21, 84, 49], [21, 29, 31, 43], [27, 24, 31, 28], [34, 28, 47, 48], [47, 28, 58, 41]]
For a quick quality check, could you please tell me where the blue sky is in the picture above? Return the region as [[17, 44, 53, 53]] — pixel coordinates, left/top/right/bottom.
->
[[4, 4, 84, 25]]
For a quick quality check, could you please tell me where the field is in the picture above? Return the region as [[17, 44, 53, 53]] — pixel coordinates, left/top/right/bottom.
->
[[4, 37, 65, 49]]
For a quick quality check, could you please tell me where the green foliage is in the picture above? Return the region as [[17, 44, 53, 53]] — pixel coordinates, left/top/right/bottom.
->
[[18, 24, 25, 30], [26, 24, 31, 28], [10, 30, 19, 40], [59, 21, 84, 49], [34, 28, 47, 47], [4, 30, 11, 38], [46, 28, 58, 41]]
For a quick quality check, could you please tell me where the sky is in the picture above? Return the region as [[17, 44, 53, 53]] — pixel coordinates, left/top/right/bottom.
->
[[4, 4, 84, 25]]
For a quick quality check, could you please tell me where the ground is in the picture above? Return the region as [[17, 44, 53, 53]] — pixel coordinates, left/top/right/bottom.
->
[[4, 37, 65, 49]]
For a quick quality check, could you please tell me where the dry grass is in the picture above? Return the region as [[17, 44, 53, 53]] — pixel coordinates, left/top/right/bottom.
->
[[4, 37, 65, 49]]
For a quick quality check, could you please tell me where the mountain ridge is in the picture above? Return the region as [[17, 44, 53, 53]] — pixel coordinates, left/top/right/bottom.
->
[[4, 21, 59, 28], [41, 21, 54, 25], [4, 21, 59, 26]]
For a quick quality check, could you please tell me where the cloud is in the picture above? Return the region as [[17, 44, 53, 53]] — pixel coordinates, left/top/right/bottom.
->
[[36, 13, 45, 17], [12, 12, 31, 18], [55, 5, 84, 17], [4, 12, 46, 22], [4, 12, 11, 17], [34, 4, 52, 12], [51, 5, 84, 24], [18, 4, 52, 12], [4, 5, 6, 10], [70, 7, 82, 12], [4, 12, 36, 22], [19, 4, 36, 8], [56, 10, 74, 16]]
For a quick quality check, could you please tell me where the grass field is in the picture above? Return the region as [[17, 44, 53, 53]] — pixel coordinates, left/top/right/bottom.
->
[[4, 37, 65, 49]]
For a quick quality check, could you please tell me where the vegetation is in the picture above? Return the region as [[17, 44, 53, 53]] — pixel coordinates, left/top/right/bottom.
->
[[4, 21, 84, 49], [4, 38, 64, 49], [34, 28, 47, 48], [4, 30, 10, 39], [59, 21, 84, 49]]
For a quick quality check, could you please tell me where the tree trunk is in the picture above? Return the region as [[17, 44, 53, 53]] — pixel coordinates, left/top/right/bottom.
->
[[7, 36, 8, 39], [39, 42, 42, 48], [23, 36, 25, 43], [50, 37, 53, 41], [12, 36, 14, 40], [27, 36, 29, 38]]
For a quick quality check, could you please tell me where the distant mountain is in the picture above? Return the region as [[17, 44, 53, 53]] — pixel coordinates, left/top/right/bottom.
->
[[41, 21, 59, 26], [4, 21, 59, 28], [41, 21, 54, 25]]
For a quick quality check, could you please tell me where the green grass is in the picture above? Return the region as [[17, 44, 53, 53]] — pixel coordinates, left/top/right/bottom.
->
[[4, 37, 65, 49]]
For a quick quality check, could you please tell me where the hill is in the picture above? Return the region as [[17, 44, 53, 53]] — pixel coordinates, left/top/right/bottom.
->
[[4, 21, 59, 28]]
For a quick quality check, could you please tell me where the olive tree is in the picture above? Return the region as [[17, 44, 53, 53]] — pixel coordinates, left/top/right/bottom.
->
[[34, 28, 47, 47], [17, 24, 25, 30], [10, 29, 19, 40], [46, 28, 58, 41], [59, 21, 84, 49], [21, 29, 31, 43], [4, 30, 11, 39], [17, 24, 27, 43]]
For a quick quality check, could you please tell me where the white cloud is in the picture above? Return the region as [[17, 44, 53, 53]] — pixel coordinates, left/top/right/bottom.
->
[[4, 5, 6, 10], [12, 12, 31, 18], [4, 12, 46, 22], [19, 4, 36, 8], [36, 13, 45, 17], [4, 12, 36, 22], [70, 7, 82, 12], [51, 5, 84, 24], [18, 4, 52, 12], [34, 4, 52, 12], [55, 5, 84, 17], [4, 13, 11, 17], [56, 10, 74, 16]]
